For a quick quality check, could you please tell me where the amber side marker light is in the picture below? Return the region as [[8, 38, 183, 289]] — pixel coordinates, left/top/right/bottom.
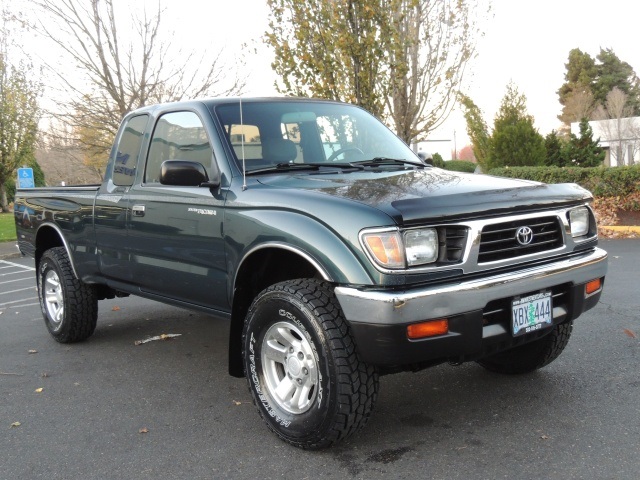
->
[[407, 319, 449, 340], [585, 278, 602, 295]]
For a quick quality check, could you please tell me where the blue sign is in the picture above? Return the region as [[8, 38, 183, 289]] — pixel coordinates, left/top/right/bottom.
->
[[17, 168, 35, 188]]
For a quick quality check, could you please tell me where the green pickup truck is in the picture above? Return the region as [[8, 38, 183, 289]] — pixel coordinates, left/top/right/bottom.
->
[[14, 98, 608, 449]]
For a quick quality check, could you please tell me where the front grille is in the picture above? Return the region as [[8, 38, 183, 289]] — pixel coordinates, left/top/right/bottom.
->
[[478, 216, 563, 263], [438, 226, 468, 263]]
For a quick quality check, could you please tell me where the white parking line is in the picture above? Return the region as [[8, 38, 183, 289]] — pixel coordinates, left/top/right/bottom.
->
[[0, 286, 37, 296], [0, 297, 39, 307], [4, 302, 40, 309], [0, 259, 35, 271], [0, 277, 34, 286]]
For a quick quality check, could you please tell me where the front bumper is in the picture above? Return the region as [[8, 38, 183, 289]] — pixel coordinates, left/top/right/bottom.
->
[[335, 247, 608, 366]]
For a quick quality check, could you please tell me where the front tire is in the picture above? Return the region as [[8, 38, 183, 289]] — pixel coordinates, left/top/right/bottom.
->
[[37, 247, 98, 343], [476, 322, 573, 374], [242, 279, 379, 449]]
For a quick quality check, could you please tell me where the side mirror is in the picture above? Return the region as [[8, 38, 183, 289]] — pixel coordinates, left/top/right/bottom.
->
[[160, 160, 213, 187], [417, 152, 434, 166]]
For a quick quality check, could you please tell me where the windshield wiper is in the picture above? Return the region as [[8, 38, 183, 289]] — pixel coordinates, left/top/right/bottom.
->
[[354, 157, 424, 167], [245, 163, 320, 175], [245, 162, 370, 175]]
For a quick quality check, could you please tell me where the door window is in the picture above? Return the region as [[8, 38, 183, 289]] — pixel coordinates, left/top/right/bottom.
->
[[144, 111, 212, 184]]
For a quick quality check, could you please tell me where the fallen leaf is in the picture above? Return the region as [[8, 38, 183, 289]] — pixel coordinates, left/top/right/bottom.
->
[[623, 329, 637, 339], [41, 372, 49, 378], [540, 435, 550, 440], [35, 388, 43, 393], [233, 400, 242, 406], [134, 333, 182, 345], [10, 422, 21, 428], [112, 306, 121, 311], [139, 427, 149, 434], [28, 349, 38, 354]]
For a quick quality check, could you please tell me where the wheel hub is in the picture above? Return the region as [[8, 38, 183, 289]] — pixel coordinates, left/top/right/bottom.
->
[[261, 321, 319, 414], [286, 356, 302, 376], [44, 269, 64, 327]]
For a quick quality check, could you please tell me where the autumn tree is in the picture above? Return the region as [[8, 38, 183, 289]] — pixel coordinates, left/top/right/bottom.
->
[[266, 0, 484, 144], [457, 145, 476, 162], [266, 0, 387, 117], [488, 83, 545, 169], [459, 93, 491, 169], [384, 0, 480, 143], [0, 12, 42, 211], [32, 0, 245, 169]]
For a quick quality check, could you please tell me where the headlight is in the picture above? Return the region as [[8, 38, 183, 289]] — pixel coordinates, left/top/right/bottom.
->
[[569, 207, 590, 237], [404, 228, 438, 266], [361, 228, 439, 269]]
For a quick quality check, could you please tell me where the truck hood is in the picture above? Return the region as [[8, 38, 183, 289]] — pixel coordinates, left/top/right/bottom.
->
[[256, 168, 592, 225]]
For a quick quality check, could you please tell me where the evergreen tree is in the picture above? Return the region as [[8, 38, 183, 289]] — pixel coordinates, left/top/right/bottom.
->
[[565, 118, 605, 167], [544, 130, 568, 167], [488, 83, 545, 169], [557, 47, 640, 125], [593, 48, 640, 115]]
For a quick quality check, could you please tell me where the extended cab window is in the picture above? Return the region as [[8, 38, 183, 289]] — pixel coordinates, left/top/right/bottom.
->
[[112, 114, 147, 186], [144, 111, 212, 184]]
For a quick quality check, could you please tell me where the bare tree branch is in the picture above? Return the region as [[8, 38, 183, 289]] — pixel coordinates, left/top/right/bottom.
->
[[30, 0, 246, 169]]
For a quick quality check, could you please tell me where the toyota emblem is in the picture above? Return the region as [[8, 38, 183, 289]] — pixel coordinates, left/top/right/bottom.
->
[[516, 226, 534, 245]]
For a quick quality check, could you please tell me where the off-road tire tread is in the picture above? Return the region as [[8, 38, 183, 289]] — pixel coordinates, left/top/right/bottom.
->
[[39, 247, 98, 343], [477, 321, 573, 374], [243, 278, 379, 449]]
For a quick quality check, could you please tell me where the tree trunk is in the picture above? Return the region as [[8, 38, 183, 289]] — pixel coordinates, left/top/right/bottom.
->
[[0, 182, 9, 212]]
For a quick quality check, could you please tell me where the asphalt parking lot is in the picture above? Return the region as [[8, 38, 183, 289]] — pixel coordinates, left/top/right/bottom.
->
[[1, 239, 639, 479]]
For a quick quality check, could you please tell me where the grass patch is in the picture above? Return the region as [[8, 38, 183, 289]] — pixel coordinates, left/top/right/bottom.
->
[[0, 212, 17, 242]]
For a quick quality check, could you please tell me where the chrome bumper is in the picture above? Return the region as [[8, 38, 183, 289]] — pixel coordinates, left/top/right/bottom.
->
[[335, 248, 608, 325]]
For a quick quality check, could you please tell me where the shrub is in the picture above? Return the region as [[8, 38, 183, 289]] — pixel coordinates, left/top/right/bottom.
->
[[443, 160, 477, 173], [487, 165, 640, 197]]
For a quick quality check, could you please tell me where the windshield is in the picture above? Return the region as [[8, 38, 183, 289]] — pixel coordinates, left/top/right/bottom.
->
[[213, 100, 419, 172]]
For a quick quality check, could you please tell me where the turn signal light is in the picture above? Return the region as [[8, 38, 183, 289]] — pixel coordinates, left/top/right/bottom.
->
[[585, 278, 602, 295], [407, 319, 449, 340]]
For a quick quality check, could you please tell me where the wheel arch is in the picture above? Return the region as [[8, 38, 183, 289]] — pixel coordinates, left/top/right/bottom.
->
[[34, 223, 78, 278], [228, 244, 329, 378]]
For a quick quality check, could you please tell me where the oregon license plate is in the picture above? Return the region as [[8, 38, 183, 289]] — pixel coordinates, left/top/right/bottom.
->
[[512, 292, 553, 337]]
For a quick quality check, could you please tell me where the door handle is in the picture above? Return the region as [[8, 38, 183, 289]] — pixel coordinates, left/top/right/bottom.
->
[[132, 205, 146, 217]]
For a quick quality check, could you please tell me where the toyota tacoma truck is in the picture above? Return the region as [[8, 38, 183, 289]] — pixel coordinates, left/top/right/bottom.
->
[[14, 98, 608, 449]]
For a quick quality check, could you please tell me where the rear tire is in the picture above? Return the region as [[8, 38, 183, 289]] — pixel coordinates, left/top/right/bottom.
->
[[242, 279, 379, 449], [476, 322, 573, 374], [37, 247, 98, 343]]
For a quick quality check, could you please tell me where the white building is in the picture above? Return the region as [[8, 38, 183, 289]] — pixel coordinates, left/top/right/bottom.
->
[[572, 117, 640, 167]]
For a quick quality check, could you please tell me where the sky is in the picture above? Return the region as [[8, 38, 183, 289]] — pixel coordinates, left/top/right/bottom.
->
[[9, 0, 640, 157]]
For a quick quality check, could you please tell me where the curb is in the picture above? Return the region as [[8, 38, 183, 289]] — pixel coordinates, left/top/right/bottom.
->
[[600, 225, 640, 234], [0, 242, 21, 260]]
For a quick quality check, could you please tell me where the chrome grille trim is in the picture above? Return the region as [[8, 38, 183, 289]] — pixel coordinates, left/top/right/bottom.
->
[[478, 216, 564, 263], [361, 204, 597, 275]]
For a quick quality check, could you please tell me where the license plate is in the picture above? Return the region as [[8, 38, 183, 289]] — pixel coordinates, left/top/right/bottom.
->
[[512, 292, 553, 337]]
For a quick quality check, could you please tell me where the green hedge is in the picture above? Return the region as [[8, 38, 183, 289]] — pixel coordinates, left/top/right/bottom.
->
[[443, 160, 477, 173], [487, 165, 640, 197]]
